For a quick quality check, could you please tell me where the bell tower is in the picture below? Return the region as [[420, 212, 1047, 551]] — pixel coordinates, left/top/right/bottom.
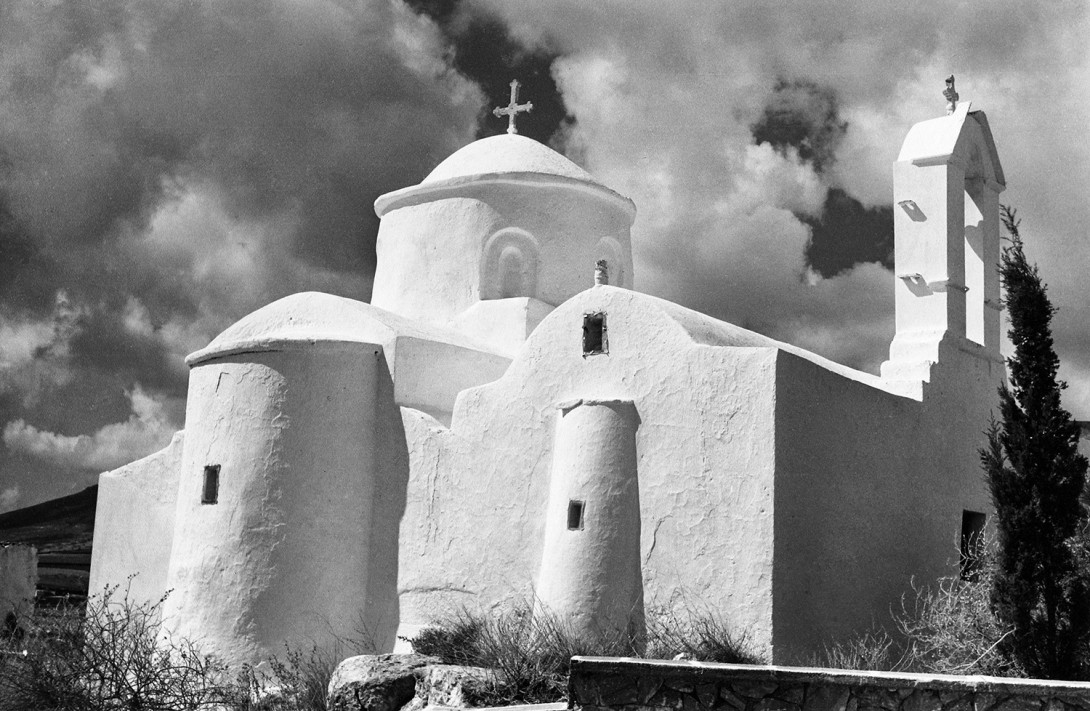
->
[[882, 78, 1006, 391]]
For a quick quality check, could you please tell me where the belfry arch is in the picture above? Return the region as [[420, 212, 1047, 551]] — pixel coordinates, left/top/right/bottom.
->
[[883, 98, 1005, 386]]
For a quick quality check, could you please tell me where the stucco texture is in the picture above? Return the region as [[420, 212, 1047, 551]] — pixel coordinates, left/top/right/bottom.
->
[[89, 105, 1009, 666], [397, 286, 780, 654], [88, 431, 183, 604], [163, 343, 403, 664]]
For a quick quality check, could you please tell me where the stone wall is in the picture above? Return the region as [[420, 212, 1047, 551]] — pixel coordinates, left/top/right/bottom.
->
[[0, 544, 37, 624], [568, 657, 1090, 711]]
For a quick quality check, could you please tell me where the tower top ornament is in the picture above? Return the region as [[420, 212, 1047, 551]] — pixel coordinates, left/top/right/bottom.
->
[[944, 75, 959, 115], [493, 79, 533, 135]]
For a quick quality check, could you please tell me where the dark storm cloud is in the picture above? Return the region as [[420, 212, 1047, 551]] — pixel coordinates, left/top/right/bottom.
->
[[0, 191, 56, 313], [751, 79, 894, 278], [803, 190, 894, 279], [751, 79, 847, 174], [483, 0, 1089, 382], [0, 0, 483, 505], [2, 1, 478, 295], [66, 309, 183, 393], [405, 0, 572, 145]]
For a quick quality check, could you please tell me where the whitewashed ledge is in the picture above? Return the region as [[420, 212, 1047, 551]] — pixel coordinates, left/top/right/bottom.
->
[[568, 657, 1090, 711], [476, 704, 567, 711]]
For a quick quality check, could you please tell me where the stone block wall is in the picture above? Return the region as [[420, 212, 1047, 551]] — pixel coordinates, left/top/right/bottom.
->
[[0, 544, 38, 624], [568, 657, 1090, 711]]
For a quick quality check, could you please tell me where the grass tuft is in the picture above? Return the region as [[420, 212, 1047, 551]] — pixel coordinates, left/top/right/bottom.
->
[[407, 600, 761, 705]]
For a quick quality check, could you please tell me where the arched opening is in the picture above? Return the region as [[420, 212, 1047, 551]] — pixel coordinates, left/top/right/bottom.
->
[[964, 178, 986, 346], [480, 229, 539, 300]]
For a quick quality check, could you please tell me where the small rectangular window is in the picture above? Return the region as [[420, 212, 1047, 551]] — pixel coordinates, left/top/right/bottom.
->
[[202, 465, 220, 505], [583, 313, 607, 356], [567, 500, 585, 530], [960, 510, 986, 580]]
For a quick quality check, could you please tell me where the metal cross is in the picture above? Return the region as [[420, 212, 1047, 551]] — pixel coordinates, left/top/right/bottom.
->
[[493, 80, 533, 135]]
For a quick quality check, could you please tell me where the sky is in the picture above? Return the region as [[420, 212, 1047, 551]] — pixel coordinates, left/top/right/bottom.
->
[[0, 0, 1088, 511]]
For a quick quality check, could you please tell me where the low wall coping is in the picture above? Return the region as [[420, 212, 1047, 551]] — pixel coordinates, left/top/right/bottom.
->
[[476, 703, 567, 711], [569, 656, 1090, 698]]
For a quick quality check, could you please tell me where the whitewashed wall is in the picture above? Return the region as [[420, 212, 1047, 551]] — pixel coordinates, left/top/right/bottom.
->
[[89, 432, 182, 606]]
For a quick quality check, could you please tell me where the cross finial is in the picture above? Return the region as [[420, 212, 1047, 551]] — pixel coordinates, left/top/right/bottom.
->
[[493, 79, 533, 135], [943, 75, 959, 115]]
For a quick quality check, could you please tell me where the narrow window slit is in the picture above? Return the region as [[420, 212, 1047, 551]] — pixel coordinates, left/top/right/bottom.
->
[[567, 500, 585, 530], [202, 465, 220, 505], [583, 313, 607, 356], [960, 510, 986, 580]]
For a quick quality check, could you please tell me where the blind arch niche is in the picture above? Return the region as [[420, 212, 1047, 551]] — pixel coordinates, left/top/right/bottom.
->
[[480, 228, 540, 300]]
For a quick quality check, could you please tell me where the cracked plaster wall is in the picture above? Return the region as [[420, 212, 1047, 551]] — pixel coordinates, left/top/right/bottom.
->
[[536, 398, 644, 642], [162, 343, 404, 665], [397, 283, 1002, 662], [397, 286, 779, 655]]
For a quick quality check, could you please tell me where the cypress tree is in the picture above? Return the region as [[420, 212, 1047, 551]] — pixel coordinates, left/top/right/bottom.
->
[[982, 206, 1090, 679]]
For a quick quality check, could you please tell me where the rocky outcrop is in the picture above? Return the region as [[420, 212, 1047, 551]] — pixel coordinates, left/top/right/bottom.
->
[[327, 653, 440, 711], [403, 664, 501, 711]]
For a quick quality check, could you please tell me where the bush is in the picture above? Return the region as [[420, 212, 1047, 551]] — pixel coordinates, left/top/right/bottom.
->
[[0, 588, 233, 710], [896, 565, 1021, 676], [0, 585, 368, 711], [813, 542, 1022, 677], [407, 600, 761, 705], [409, 604, 614, 704]]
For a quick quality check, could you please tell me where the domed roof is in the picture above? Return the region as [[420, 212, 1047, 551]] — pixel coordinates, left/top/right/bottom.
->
[[185, 292, 492, 366], [422, 134, 599, 185], [374, 134, 634, 219]]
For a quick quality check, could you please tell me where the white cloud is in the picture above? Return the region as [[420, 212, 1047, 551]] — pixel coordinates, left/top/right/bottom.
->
[[0, 292, 85, 406], [0, 318, 54, 369], [3, 385, 177, 472], [0, 485, 20, 513]]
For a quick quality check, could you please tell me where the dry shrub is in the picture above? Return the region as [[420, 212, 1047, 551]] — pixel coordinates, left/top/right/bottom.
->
[[0, 587, 233, 711], [814, 544, 1024, 677], [812, 628, 909, 673], [896, 569, 1021, 676], [250, 628, 376, 711], [409, 604, 620, 704], [408, 599, 759, 705], [0, 584, 372, 711], [645, 604, 762, 664]]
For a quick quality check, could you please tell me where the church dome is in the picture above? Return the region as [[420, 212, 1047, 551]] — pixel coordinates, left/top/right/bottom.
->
[[422, 134, 599, 185], [374, 134, 634, 219], [185, 291, 490, 366], [187, 293, 382, 366]]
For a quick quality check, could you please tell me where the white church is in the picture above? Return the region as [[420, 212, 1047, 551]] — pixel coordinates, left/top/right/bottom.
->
[[89, 82, 1007, 665]]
